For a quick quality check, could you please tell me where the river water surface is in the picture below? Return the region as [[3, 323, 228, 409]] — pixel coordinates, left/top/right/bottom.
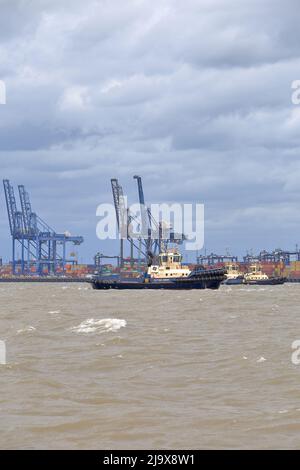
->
[[1, 282, 300, 449]]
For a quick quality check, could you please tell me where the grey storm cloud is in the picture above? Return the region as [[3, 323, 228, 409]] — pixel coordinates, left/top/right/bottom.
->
[[0, 0, 300, 261]]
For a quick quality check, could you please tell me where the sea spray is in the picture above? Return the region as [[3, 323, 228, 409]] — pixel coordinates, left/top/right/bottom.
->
[[70, 318, 127, 334]]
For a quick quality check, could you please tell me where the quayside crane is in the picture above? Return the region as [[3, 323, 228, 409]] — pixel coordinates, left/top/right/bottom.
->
[[109, 175, 186, 268], [3, 179, 84, 275]]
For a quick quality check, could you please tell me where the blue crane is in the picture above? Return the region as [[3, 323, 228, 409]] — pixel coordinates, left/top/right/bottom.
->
[[133, 175, 159, 262], [3, 180, 24, 273], [18, 185, 37, 236], [3, 180, 84, 275]]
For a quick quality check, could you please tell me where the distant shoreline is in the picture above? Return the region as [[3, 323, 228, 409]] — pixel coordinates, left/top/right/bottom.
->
[[0, 277, 87, 283]]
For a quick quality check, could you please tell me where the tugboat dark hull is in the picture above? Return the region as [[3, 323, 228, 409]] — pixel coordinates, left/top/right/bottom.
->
[[91, 279, 222, 290], [223, 277, 244, 285]]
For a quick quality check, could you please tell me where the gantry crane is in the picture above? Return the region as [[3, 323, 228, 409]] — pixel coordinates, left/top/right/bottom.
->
[[110, 175, 186, 267], [3, 180, 84, 275]]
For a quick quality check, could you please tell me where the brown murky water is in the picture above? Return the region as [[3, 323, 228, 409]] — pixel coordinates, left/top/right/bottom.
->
[[1, 282, 300, 449]]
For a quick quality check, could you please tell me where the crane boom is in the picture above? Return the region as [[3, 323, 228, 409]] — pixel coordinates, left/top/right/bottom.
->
[[3, 179, 21, 235]]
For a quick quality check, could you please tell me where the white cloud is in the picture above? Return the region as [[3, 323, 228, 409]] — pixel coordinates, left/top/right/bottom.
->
[[59, 85, 90, 111]]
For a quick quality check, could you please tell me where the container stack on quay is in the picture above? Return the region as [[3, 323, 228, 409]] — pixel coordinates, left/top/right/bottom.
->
[[284, 261, 300, 280], [65, 264, 96, 277], [260, 262, 278, 277], [0, 263, 13, 277], [0, 262, 96, 278]]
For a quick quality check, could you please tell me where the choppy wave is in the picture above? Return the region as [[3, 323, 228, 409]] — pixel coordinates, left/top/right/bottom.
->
[[70, 318, 127, 334], [16, 326, 36, 335], [257, 356, 267, 363]]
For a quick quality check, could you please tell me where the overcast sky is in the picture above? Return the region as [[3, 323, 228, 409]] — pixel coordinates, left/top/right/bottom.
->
[[0, 0, 300, 262]]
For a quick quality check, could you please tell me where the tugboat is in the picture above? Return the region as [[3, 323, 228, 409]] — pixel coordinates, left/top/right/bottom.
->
[[243, 263, 286, 285], [223, 263, 244, 285], [91, 249, 226, 290]]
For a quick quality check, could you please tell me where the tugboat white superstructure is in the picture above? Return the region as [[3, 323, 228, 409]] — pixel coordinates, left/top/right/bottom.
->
[[148, 250, 191, 279], [223, 262, 244, 285]]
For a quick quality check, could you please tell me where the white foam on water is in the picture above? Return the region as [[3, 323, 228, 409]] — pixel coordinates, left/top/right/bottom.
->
[[70, 318, 127, 334], [0, 340, 6, 365], [240, 288, 267, 293], [16, 326, 36, 335], [257, 356, 267, 363], [48, 310, 61, 314]]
